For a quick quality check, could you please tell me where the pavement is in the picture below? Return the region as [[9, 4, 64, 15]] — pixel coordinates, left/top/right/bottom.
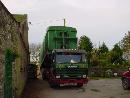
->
[[21, 78, 130, 98]]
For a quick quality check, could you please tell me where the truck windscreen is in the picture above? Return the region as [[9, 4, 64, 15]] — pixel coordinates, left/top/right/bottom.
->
[[56, 52, 86, 64]]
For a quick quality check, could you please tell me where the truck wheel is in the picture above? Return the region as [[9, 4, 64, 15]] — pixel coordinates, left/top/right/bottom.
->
[[50, 83, 55, 88], [42, 74, 47, 80], [50, 83, 58, 88], [122, 78, 129, 90], [77, 83, 83, 87]]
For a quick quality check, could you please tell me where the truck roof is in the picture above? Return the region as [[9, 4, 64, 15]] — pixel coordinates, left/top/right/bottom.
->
[[47, 26, 77, 32], [53, 49, 86, 54]]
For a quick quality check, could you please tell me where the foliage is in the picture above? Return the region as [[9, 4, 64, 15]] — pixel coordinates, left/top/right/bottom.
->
[[98, 52, 111, 67], [110, 44, 123, 64], [13, 14, 27, 22], [91, 45, 111, 67], [29, 43, 41, 63], [90, 43, 125, 68], [4, 49, 18, 98], [78, 35, 93, 65], [91, 48, 99, 66], [120, 32, 130, 51], [79, 35, 93, 52], [5, 49, 18, 63], [78, 33, 130, 77], [122, 61, 130, 67], [78, 34, 130, 72], [99, 42, 109, 53]]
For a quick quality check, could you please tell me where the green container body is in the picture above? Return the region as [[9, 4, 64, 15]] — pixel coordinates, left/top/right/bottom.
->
[[40, 26, 78, 64]]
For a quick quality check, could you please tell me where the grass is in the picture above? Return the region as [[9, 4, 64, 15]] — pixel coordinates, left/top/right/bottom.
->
[[13, 14, 27, 22]]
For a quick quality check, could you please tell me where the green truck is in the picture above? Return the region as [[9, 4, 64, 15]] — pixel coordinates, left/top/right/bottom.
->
[[40, 26, 88, 87]]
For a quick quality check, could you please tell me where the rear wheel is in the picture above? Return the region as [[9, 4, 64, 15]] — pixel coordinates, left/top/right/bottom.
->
[[122, 78, 129, 90]]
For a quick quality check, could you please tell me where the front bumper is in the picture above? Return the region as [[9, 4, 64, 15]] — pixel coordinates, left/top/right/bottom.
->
[[51, 78, 88, 85]]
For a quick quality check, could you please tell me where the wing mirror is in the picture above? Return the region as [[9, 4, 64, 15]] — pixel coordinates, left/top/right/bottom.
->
[[128, 67, 130, 71], [53, 59, 55, 62]]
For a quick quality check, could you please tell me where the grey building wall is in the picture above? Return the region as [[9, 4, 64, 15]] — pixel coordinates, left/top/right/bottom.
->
[[0, 1, 29, 98]]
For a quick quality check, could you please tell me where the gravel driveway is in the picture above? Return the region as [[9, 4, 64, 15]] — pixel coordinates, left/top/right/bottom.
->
[[21, 78, 130, 98]]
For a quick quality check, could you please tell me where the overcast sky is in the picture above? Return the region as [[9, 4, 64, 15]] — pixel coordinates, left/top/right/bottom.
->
[[1, 0, 130, 49]]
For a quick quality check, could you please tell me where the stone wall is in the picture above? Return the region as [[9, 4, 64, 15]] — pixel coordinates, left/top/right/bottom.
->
[[0, 49, 4, 98], [0, 1, 29, 98]]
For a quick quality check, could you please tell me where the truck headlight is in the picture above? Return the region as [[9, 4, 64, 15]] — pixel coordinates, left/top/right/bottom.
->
[[56, 75, 60, 79], [83, 75, 86, 78]]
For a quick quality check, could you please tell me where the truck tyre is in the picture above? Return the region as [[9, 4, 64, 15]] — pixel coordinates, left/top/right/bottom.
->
[[50, 83, 55, 88], [77, 83, 83, 87], [122, 78, 129, 90], [42, 73, 47, 80], [50, 82, 58, 88]]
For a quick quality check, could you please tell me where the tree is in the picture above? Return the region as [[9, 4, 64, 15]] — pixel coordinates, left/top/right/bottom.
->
[[78, 35, 93, 65], [91, 48, 99, 66], [29, 43, 41, 64], [99, 42, 109, 54], [120, 32, 130, 51], [78, 35, 93, 52], [110, 43, 123, 64]]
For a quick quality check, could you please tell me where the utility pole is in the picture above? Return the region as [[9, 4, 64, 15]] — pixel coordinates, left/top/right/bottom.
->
[[63, 18, 66, 26]]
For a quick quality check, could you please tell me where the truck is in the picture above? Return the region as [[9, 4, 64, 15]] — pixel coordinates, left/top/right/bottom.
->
[[40, 26, 88, 87], [121, 68, 130, 90]]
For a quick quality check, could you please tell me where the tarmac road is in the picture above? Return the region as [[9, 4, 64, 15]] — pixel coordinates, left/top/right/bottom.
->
[[21, 78, 130, 98]]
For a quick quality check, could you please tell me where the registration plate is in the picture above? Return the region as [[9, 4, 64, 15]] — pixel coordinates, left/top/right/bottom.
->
[[60, 83, 77, 86]]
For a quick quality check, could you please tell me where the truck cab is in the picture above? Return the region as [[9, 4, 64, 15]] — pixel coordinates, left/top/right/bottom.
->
[[50, 49, 88, 87], [42, 49, 88, 87], [121, 68, 130, 90]]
